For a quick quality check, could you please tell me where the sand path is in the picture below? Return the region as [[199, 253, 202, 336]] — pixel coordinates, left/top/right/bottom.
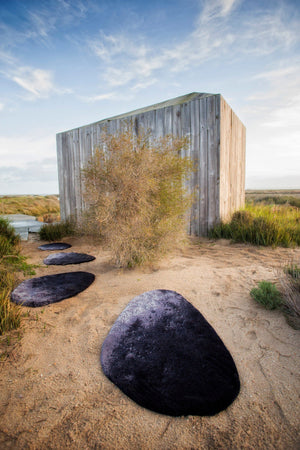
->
[[0, 237, 299, 449]]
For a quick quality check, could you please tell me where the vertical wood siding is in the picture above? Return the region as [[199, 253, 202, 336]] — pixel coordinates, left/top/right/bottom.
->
[[57, 94, 245, 236], [219, 95, 246, 222]]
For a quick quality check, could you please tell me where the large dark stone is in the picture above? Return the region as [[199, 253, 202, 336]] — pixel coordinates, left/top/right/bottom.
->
[[11, 272, 95, 307], [43, 252, 95, 265], [38, 243, 71, 251], [101, 289, 240, 417]]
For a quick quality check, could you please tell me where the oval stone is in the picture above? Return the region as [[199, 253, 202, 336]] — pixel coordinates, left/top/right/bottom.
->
[[43, 252, 95, 265], [38, 243, 71, 251], [101, 289, 240, 417], [11, 272, 95, 307]]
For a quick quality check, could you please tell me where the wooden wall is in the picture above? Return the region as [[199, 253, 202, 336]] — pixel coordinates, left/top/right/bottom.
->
[[57, 94, 246, 236], [219, 96, 246, 221]]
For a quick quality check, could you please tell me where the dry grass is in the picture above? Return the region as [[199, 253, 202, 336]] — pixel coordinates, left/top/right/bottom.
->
[[277, 263, 300, 329], [0, 195, 60, 221]]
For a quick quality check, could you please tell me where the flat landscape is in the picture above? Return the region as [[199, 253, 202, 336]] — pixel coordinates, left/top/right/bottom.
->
[[0, 235, 299, 449]]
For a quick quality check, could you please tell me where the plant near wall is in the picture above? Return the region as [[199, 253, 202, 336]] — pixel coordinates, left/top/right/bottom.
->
[[279, 262, 300, 329], [250, 281, 282, 310], [0, 218, 36, 335], [209, 204, 300, 247], [39, 219, 75, 241], [81, 125, 193, 268]]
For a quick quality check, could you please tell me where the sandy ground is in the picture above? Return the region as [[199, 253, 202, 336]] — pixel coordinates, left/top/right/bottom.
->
[[0, 237, 299, 449]]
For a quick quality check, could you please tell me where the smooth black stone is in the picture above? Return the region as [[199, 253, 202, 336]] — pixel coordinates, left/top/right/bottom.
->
[[11, 272, 95, 307], [38, 243, 71, 251], [43, 252, 95, 265], [101, 289, 240, 417]]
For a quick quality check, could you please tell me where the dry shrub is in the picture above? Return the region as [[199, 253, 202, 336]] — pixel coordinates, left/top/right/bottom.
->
[[0, 218, 36, 335], [81, 125, 193, 267], [278, 262, 300, 330]]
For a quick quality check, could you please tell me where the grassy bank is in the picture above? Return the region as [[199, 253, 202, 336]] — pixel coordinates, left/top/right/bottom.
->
[[246, 190, 300, 206], [0, 195, 60, 222], [210, 195, 300, 247], [0, 218, 36, 335]]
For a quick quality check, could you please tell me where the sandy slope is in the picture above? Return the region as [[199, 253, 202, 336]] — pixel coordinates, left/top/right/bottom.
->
[[0, 237, 299, 449]]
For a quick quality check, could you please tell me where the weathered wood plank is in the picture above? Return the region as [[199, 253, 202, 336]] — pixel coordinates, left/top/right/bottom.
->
[[155, 108, 165, 138], [56, 133, 65, 220], [164, 106, 173, 135], [207, 95, 219, 231], [172, 104, 181, 138], [199, 96, 208, 235], [190, 99, 200, 235]]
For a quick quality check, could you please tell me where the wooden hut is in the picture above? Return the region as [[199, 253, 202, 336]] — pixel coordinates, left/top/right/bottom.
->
[[56, 92, 246, 236]]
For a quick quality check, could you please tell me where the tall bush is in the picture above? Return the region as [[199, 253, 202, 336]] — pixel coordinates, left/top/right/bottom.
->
[[81, 125, 193, 267]]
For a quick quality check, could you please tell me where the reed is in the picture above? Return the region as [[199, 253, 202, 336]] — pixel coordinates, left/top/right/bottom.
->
[[209, 203, 300, 247]]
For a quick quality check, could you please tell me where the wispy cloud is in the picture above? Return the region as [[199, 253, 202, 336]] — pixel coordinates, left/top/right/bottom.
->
[[0, 134, 56, 166], [89, 0, 299, 91], [80, 92, 118, 102], [130, 78, 158, 92], [0, 0, 92, 51], [252, 66, 299, 81], [0, 63, 72, 100], [0, 158, 58, 183], [199, 0, 240, 22], [0, 102, 4, 112], [12, 68, 55, 98], [10, 66, 71, 99]]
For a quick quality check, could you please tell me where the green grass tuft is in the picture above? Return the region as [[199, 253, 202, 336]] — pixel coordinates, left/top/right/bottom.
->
[[39, 219, 75, 241], [250, 281, 282, 310]]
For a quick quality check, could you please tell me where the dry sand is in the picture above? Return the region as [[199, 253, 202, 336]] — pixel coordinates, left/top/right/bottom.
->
[[0, 237, 299, 449]]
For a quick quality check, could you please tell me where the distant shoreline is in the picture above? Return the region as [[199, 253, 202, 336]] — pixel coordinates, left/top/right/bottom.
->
[[1, 190, 300, 198]]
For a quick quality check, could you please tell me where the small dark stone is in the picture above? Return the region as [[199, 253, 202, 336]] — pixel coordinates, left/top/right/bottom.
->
[[43, 252, 95, 265], [11, 272, 95, 307], [38, 243, 71, 251], [101, 289, 240, 417]]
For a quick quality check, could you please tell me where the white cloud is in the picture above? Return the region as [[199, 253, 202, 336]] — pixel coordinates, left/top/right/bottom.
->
[[252, 66, 299, 81], [0, 102, 4, 111], [89, 0, 299, 90], [80, 92, 118, 102], [0, 133, 59, 195], [199, 0, 239, 23], [0, 50, 16, 66], [242, 59, 300, 185], [130, 78, 158, 91], [12, 68, 55, 98], [0, 134, 56, 167], [0, 158, 57, 183], [6, 66, 72, 100]]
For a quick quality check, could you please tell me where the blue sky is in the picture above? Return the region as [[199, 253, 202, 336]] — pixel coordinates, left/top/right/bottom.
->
[[0, 0, 299, 194]]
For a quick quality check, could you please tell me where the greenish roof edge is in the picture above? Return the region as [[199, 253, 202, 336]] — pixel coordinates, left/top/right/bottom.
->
[[57, 92, 215, 135]]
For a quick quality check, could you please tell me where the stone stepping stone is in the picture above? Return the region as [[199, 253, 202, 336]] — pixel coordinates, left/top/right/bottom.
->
[[38, 243, 71, 251], [43, 252, 95, 266], [11, 272, 95, 307], [101, 289, 240, 417]]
